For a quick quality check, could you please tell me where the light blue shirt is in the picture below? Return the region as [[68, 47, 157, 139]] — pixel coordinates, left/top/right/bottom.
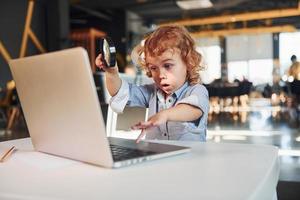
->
[[109, 80, 209, 141]]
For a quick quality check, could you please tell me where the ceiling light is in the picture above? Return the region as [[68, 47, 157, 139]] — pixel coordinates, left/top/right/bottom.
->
[[176, 0, 213, 10]]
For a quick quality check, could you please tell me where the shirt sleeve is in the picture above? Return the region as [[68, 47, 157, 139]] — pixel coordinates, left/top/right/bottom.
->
[[109, 79, 154, 113], [109, 79, 130, 113], [175, 84, 209, 117]]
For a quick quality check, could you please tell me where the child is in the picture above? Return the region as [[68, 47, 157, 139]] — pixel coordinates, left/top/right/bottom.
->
[[95, 25, 209, 142]]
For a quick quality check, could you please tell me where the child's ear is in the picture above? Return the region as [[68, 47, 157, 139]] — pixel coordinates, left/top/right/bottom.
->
[[146, 69, 152, 77]]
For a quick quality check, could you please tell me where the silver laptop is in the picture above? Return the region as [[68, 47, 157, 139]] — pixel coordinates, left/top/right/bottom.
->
[[8, 47, 190, 168]]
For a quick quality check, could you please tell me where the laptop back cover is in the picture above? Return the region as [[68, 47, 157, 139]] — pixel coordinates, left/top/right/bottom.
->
[[9, 48, 113, 167]]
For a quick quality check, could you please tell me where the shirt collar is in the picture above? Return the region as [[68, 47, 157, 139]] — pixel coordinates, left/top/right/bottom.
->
[[156, 81, 189, 101], [174, 81, 189, 98]]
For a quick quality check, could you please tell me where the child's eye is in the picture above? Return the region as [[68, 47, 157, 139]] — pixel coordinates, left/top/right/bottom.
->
[[164, 63, 173, 69], [149, 66, 158, 71]]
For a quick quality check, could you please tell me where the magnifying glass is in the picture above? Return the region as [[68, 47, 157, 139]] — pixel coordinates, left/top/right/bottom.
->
[[100, 37, 116, 67]]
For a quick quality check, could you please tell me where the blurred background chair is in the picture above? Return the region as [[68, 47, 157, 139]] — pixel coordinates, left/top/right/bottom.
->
[[0, 80, 21, 132]]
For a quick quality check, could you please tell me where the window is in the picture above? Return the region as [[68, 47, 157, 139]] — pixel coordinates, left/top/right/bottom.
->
[[197, 45, 221, 84], [279, 32, 300, 75], [228, 59, 273, 85], [248, 59, 273, 85], [226, 34, 273, 85], [228, 61, 248, 82]]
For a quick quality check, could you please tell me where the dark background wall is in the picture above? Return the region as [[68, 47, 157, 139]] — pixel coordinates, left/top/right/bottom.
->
[[0, 0, 48, 88]]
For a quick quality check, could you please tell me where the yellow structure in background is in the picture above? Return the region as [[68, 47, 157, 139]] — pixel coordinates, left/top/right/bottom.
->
[[0, 0, 46, 63], [0, 41, 11, 63], [19, 0, 46, 58], [160, 1, 300, 27], [191, 25, 297, 38], [160, 1, 300, 38]]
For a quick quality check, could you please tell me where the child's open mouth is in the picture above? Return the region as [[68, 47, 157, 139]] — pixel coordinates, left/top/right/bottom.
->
[[161, 83, 171, 92]]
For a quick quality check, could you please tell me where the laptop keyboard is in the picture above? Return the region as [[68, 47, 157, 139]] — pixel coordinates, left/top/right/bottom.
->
[[110, 144, 156, 161]]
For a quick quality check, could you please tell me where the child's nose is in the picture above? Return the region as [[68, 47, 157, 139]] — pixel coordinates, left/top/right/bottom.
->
[[159, 68, 167, 79]]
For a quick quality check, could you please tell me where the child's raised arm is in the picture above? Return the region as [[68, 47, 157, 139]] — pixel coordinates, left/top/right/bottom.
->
[[95, 54, 122, 97]]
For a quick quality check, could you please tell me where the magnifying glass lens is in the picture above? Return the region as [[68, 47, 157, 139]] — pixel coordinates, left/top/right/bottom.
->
[[101, 38, 116, 67]]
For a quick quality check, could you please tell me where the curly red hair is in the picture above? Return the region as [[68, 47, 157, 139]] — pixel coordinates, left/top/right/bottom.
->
[[138, 25, 203, 85]]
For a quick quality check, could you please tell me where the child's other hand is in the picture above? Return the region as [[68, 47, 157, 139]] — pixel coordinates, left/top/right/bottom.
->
[[132, 111, 168, 129], [132, 111, 168, 143], [131, 121, 154, 130]]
